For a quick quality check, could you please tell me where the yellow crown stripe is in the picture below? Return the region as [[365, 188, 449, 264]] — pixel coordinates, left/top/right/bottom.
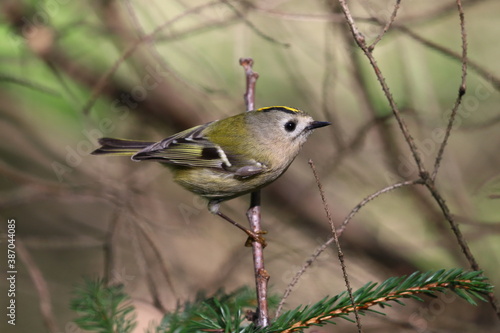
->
[[256, 106, 301, 114]]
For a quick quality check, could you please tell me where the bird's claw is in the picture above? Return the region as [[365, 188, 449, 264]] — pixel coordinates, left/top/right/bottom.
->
[[244, 230, 267, 248]]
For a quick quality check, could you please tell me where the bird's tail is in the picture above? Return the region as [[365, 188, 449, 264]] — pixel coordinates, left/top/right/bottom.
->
[[91, 138, 154, 156]]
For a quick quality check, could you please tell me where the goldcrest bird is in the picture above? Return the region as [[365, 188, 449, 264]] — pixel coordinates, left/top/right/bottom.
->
[[92, 106, 330, 245]]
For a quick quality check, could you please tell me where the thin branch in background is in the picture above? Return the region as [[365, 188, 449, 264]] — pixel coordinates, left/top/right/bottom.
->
[[239, 57, 269, 328], [45, 61, 81, 105], [222, 0, 290, 47], [308, 159, 362, 333], [275, 231, 334, 318], [337, 0, 500, 319], [325, 114, 392, 174], [401, 0, 488, 25], [129, 204, 178, 307], [104, 209, 121, 285], [17, 240, 60, 333], [368, 0, 401, 51], [431, 0, 467, 180], [354, 6, 500, 91], [156, 16, 239, 42], [393, 24, 500, 91], [123, 0, 146, 40], [460, 113, 500, 130], [332, 0, 476, 272], [133, 223, 168, 313], [337, 0, 426, 177], [428, 0, 498, 319], [423, 180, 500, 318], [120, 0, 216, 98], [336, 179, 420, 236], [82, 0, 288, 116], [0, 74, 61, 96], [333, 6, 410, 182], [276, 179, 419, 317], [321, 25, 346, 150], [81, 39, 140, 115], [249, 4, 500, 91], [5, 15, 81, 104], [82, 0, 223, 114]]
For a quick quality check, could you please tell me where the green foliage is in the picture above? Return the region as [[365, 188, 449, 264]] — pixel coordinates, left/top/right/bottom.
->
[[71, 269, 492, 333], [261, 269, 493, 332], [70, 279, 136, 333], [154, 287, 271, 333]]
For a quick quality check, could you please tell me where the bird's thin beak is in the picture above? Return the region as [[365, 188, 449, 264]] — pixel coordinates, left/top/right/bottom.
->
[[307, 121, 331, 130]]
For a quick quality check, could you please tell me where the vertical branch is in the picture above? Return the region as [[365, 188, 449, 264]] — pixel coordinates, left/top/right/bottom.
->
[[240, 58, 259, 111], [337, 0, 426, 177], [239, 58, 269, 327], [309, 160, 362, 333], [431, 0, 468, 180]]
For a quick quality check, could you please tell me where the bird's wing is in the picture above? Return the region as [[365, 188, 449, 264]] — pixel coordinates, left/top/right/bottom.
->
[[132, 123, 265, 177]]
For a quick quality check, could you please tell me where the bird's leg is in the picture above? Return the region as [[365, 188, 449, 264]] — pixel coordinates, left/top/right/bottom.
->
[[209, 201, 267, 247], [215, 210, 267, 247]]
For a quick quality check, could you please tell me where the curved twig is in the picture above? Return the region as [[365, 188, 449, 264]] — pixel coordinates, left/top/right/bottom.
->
[[276, 179, 419, 317], [432, 0, 467, 180]]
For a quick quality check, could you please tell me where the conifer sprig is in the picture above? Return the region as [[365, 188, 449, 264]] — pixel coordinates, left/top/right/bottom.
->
[[70, 269, 492, 333], [70, 279, 136, 333], [276, 269, 491, 333]]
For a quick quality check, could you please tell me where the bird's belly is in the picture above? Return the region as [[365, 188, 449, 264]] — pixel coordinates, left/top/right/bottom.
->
[[172, 167, 279, 200]]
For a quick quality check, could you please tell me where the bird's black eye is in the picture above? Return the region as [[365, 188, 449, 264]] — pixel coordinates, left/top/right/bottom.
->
[[284, 120, 297, 132]]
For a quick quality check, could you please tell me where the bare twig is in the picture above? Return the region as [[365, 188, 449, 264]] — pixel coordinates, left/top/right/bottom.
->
[[336, 0, 500, 319], [432, 0, 467, 180], [393, 25, 500, 91], [239, 57, 269, 327], [427, 0, 497, 319], [132, 222, 168, 313], [308, 159, 362, 332], [82, 0, 223, 114], [276, 179, 418, 317], [337, 179, 420, 236], [421, 178, 500, 317], [398, 0, 488, 25], [250, 4, 500, 91], [337, 0, 426, 178], [17, 240, 59, 333], [222, 0, 290, 47], [129, 204, 178, 306], [275, 233, 335, 318], [368, 0, 401, 51]]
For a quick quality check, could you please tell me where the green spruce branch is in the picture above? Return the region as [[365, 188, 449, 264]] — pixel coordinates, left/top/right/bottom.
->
[[269, 269, 492, 333], [192, 269, 492, 333], [70, 279, 136, 333], [70, 269, 492, 333], [157, 287, 269, 333]]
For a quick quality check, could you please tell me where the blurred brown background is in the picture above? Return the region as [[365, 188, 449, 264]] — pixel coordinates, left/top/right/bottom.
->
[[0, 0, 499, 332]]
